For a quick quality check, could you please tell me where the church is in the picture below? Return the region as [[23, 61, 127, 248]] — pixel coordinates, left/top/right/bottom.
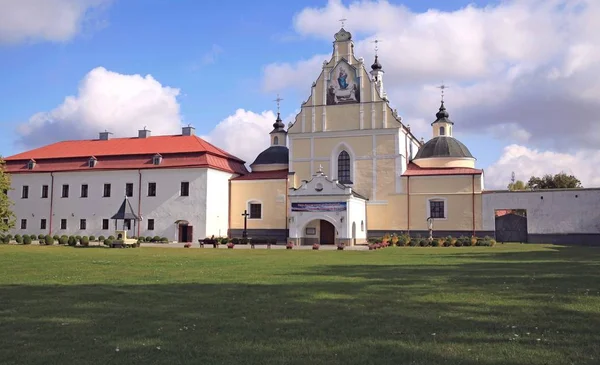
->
[[3, 27, 488, 245], [229, 27, 484, 245]]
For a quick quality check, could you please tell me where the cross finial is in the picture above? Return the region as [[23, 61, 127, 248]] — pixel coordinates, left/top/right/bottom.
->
[[274, 94, 283, 114], [339, 18, 347, 28], [437, 83, 449, 102], [372, 39, 382, 55], [318, 164, 323, 173]]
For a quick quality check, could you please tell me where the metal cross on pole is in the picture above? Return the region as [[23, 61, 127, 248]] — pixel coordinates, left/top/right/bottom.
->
[[372, 39, 382, 55], [339, 18, 347, 28], [274, 94, 283, 114], [241, 210, 249, 238], [437, 83, 449, 102]]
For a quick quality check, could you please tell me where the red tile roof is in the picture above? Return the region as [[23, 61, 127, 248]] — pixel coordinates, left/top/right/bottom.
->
[[231, 169, 289, 181], [4, 135, 249, 175], [402, 162, 482, 176]]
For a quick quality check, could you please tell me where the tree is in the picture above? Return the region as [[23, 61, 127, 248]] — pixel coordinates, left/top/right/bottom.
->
[[507, 180, 527, 191], [526, 172, 582, 190], [0, 156, 16, 233]]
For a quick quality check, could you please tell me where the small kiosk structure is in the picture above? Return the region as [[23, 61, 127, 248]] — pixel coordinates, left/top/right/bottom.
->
[[110, 196, 140, 248]]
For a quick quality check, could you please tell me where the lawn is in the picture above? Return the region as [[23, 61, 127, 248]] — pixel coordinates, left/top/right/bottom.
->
[[0, 244, 598, 365]]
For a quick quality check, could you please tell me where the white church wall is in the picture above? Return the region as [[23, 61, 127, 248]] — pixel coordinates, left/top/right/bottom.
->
[[6, 172, 52, 237], [205, 169, 235, 238], [482, 189, 600, 244], [348, 196, 367, 241]]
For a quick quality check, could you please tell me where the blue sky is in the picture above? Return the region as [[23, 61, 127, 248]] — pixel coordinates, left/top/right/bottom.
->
[[1, 0, 599, 188]]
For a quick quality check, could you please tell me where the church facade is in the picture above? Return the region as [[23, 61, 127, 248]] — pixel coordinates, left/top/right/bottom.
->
[[229, 28, 486, 245]]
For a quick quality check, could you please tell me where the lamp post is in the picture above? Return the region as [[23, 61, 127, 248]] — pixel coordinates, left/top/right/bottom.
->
[[427, 216, 434, 242], [241, 210, 249, 238]]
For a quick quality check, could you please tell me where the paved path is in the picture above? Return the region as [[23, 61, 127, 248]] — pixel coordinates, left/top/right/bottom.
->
[[140, 243, 369, 251]]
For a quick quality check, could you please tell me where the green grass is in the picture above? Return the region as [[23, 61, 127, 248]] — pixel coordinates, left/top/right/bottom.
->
[[0, 244, 599, 365]]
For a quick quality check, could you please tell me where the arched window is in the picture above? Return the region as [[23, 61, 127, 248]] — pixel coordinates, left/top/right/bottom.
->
[[337, 151, 351, 184], [273, 136, 279, 145], [440, 126, 445, 136]]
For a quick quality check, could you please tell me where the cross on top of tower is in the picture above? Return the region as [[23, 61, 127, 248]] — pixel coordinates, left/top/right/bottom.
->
[[372, 39, 382, 55], [339, 18, 347, 28], [274, 94, 283, 114], [437, 83, 449, 102]]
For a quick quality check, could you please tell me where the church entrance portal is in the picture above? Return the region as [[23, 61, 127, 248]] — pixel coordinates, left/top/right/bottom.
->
[[177, 221, 193, 243], [319, 220, 336, 244]]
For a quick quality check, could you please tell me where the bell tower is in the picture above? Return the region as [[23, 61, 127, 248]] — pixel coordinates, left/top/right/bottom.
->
[[270, 95, 287, 147]]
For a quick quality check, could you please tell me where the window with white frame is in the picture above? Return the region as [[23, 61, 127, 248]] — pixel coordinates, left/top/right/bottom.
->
[[428, 198, 446, 219], [249, 202, 262, 219]]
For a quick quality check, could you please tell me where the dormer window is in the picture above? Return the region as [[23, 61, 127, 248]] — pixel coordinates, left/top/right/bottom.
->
[[152, 154, 162, 165], [27, 159, 36, 170], [88, 157, 97, 168]]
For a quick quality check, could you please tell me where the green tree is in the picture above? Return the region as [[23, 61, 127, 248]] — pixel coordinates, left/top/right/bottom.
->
[[0, 156, 16, 233], [507, 180, 527, 191], [527, 172, 582, 190]]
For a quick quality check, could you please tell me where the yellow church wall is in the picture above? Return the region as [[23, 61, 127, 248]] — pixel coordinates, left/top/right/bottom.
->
[[375, 134, 396, 155], [366, 195, 408, 231], [323, 104, 361, 131], [405, 175, 482, 195], [354, 159, 373, 198], [407, 194, 482, 232], [375, 159, 396, 198], [414, 157, 476, 169], [291, 139, 311, 159], [292, 162, 311, 185], [313, 135, 373, 158], [230, 180, 287, 230]]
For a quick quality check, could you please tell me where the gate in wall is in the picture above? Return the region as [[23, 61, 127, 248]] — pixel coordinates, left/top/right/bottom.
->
[[495, 213, 528, 243]]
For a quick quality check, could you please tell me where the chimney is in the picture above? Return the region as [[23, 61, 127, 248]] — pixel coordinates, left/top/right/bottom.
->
[[138, 127, 151, 138], [182, 125, 195, 136], [99, 131, 112, 140]]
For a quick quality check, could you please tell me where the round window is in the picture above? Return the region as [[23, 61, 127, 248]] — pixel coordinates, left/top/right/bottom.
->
[[315, 183, 324, 192]]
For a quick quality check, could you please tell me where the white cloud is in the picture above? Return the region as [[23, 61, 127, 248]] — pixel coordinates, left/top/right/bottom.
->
[[201, 109, 295, 166], [485, 144, 600, 189], [17, 67, 182, 147], [0, 0, 110, 44], [263, 0, 600, 150]]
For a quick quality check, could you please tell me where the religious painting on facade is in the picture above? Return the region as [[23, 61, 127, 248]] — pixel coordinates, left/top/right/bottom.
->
[[327, 62, 360, 105], [291, 202, 347, 212]]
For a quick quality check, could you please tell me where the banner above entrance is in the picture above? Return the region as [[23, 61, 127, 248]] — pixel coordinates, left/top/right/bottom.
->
[[291, 202, 347, 212]]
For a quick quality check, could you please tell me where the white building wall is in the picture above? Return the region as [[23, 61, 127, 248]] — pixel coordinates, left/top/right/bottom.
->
[[348, 196, 367, 241], [204, 169, 235, 238], [482, 189, 600, 234], [6, 167, 232, 242]]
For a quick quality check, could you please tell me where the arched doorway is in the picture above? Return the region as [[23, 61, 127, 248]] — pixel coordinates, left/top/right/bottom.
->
[[175, 220, 193, 243], [320, 220, 335, 244]]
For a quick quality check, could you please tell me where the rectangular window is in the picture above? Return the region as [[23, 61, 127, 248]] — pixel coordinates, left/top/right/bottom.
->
[[22, 185, 29, 199], [80, 219, 86, 230], [103, 183, 111, 197], [249, 203, 262, 219], [125, 183, 134, 197], [102, 219, 109, 230], [61, 184, 69, 198], [124, 219, 131, 230], [81, 184, 88, 198], [41, 185, 49, 198], [180, 182, 189, 196], [147, 219, 155, 230], [430, 200, 445, 219], [40, 219, 47, 230], [60, 219, 67, 230], [148, 182, 156, 197], [20, 219, 27, 230]]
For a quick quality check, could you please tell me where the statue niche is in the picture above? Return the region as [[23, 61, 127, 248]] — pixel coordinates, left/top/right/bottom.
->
[[327, 62, 360, 105]]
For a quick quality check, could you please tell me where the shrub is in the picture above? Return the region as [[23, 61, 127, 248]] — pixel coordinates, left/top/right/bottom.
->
[[152, 236, 161, 242], [431, 238, 441, 247], [240, 237, 249, 245], [23, 235, 32, 245], [80, 236, 90, 247], [146, 236, 153, 242], [108, 235, 116, 240], [37, 234, 45, 240], [29, 234, 37, 240], [312, 243, 320, 250], [53, 235, 60, 241], [89, 235, 96, 241], [470, 236, 478, 246], [232, 238, 239, 244], [75, 235, 82, 243], [44, 235, 54, 245], [220, 237, 229, 245], [68, 236, 77, 246], [442, 236, 452, 247], [59, 236, 68, 245], [104, 238, 112, 246], [419, 239, 428, 247], [0, 235, 5, 244], [458, 236, 470, 247], [6, 234, 12, 240], [2, 235, 10, 244], [409, 238, 419, 247], [160, 237, 168, 243], [98, 235, 105, 242], [398, 233, 410, 247], [15, 235, 23, 244]]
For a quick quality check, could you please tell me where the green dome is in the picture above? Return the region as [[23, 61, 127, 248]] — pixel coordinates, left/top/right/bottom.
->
[[414, 136, 473, 159]]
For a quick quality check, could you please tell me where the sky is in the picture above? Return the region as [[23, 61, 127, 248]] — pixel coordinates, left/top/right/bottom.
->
[[1, 0, 599, 189]]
